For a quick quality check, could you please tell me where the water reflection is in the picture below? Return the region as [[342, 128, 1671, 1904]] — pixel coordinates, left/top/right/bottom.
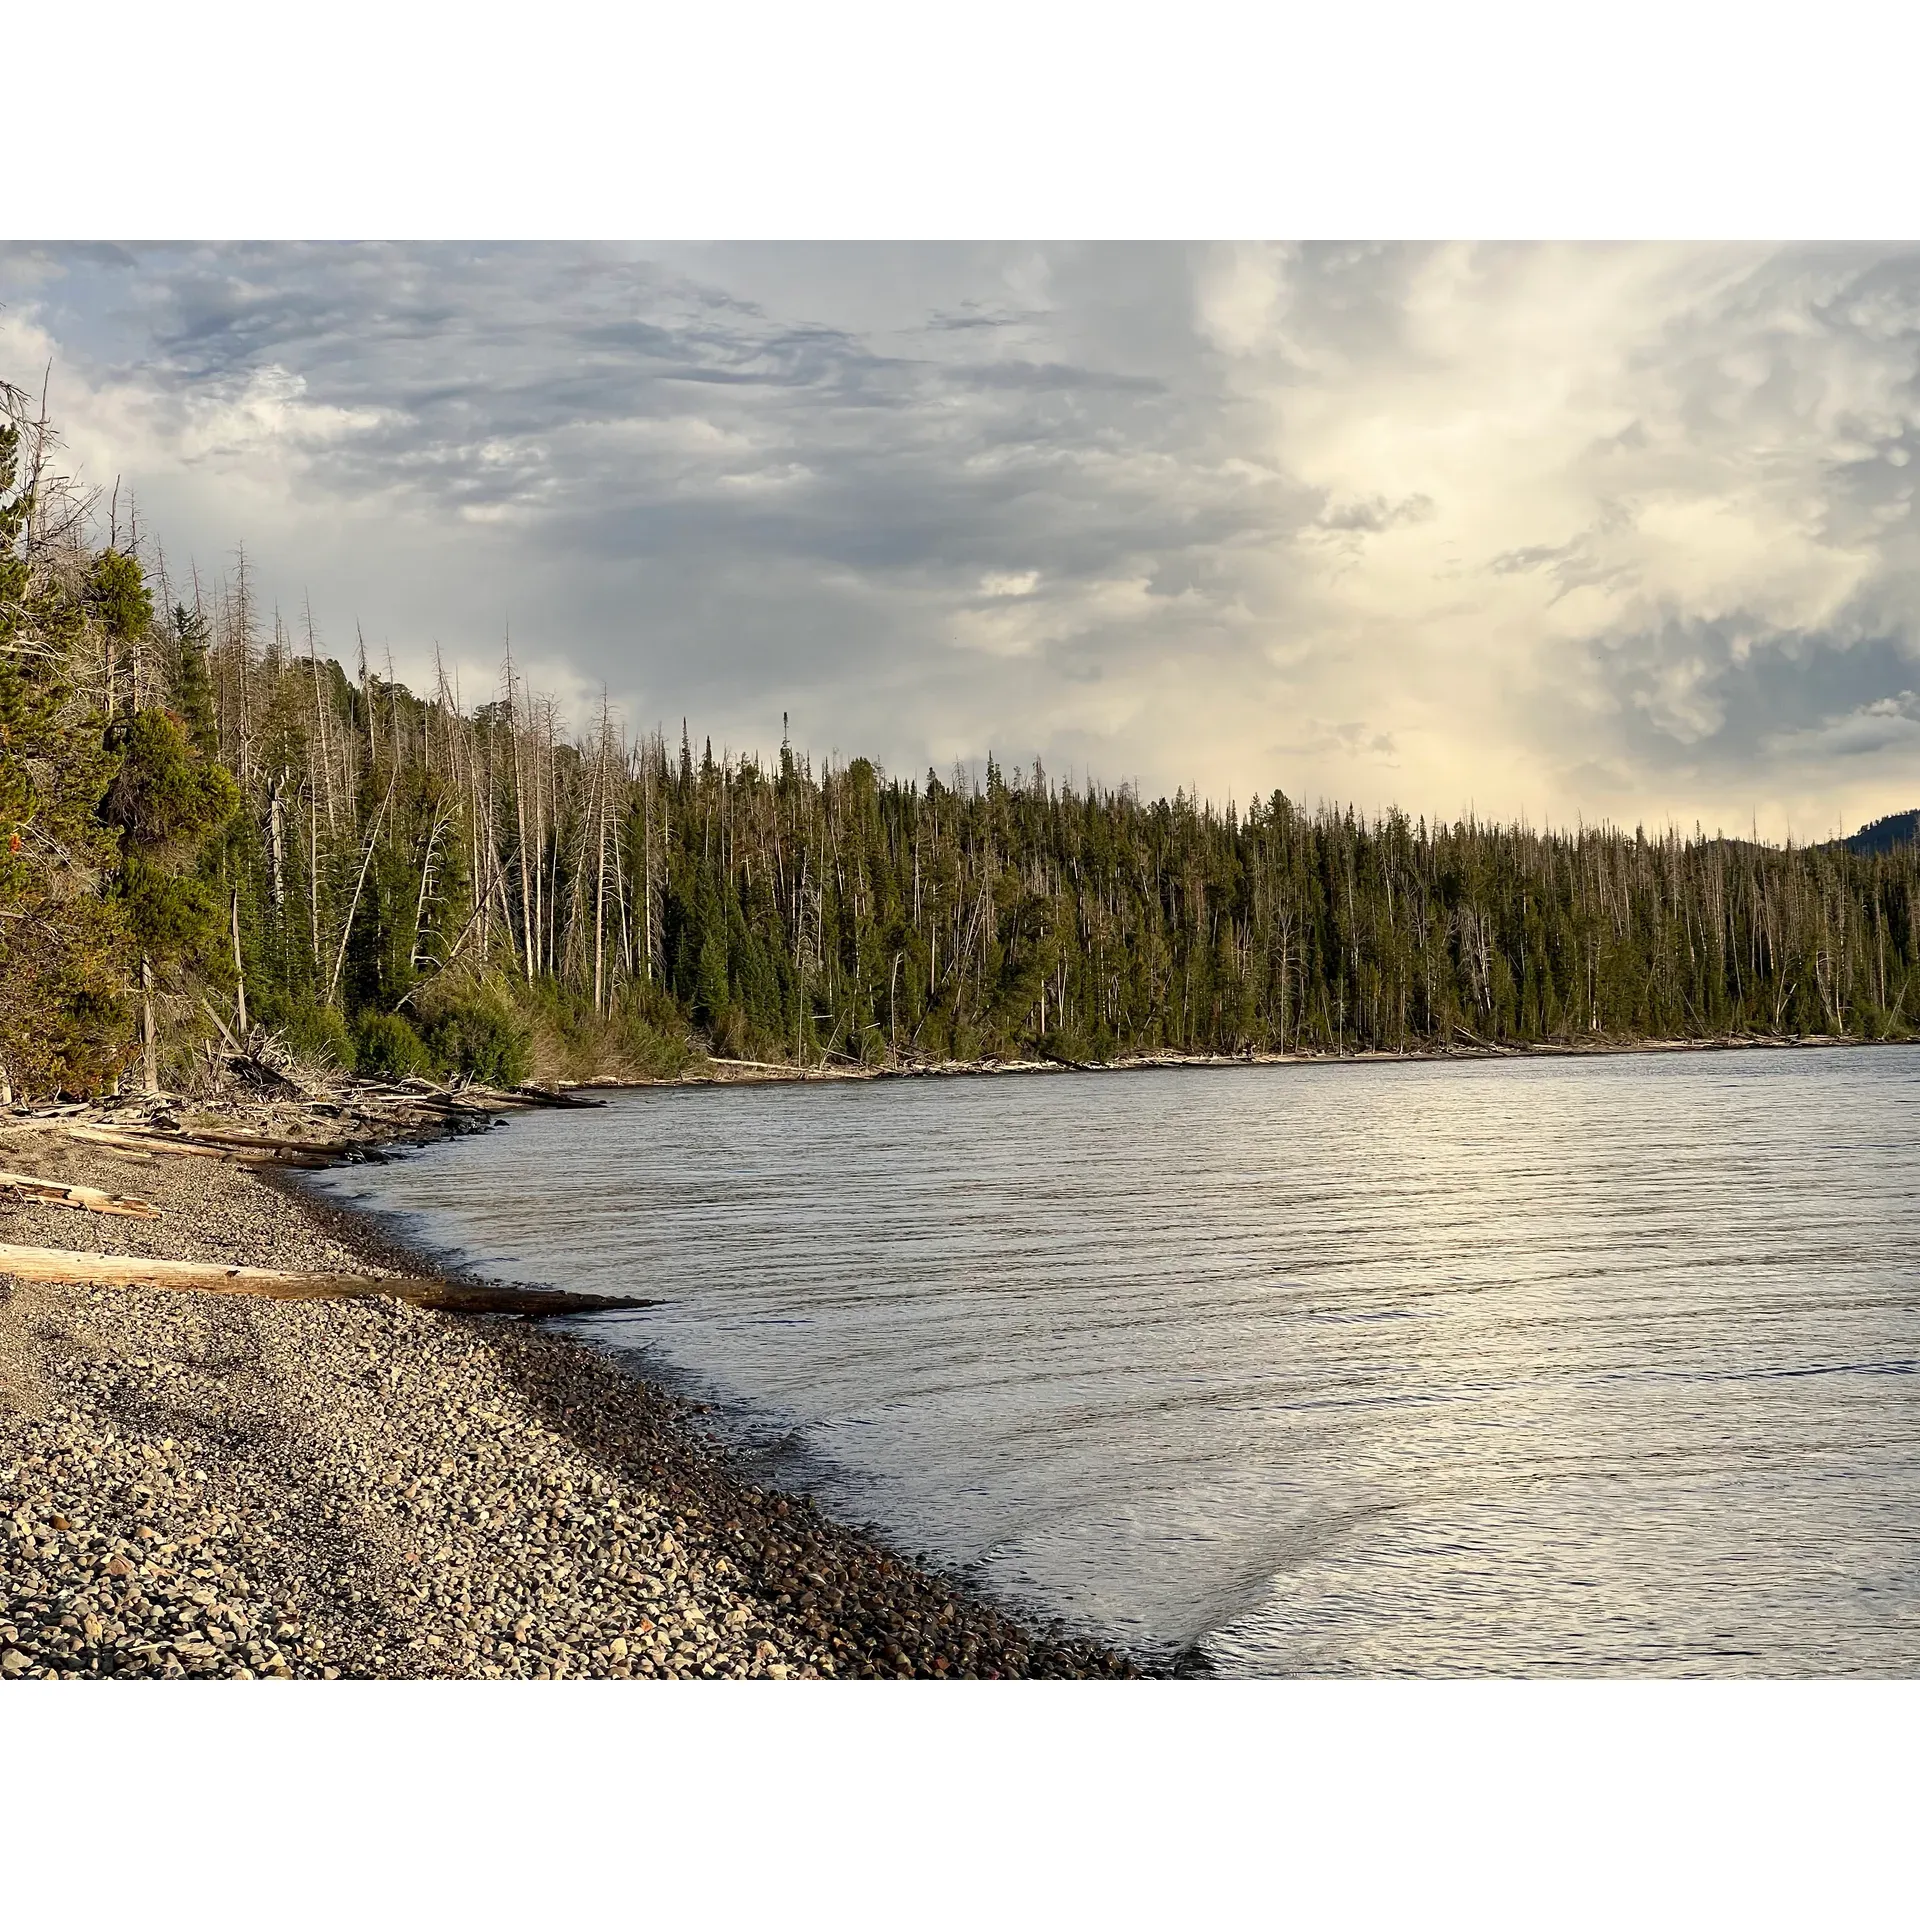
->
[[308, 1049, 1920, 1675]]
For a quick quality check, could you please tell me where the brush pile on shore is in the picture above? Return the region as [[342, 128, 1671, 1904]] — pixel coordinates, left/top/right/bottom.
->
[[3, 1068, 598, 1164], [0, 1110, 1137, 1681]]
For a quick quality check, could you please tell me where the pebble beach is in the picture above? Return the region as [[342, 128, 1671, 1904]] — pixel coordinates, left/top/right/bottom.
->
[[0, 1126, 1136, 1681]]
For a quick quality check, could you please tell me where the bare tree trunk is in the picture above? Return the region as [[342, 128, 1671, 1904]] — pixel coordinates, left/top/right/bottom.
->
[[141, 955, 159, 1094], [481, 737, 499, 968], [409, 814, 449, 969], [593, 705, 610, 1013], [308, 789, 322, 970], [642, 749, 654, 982], [306, 599, 336, 834], [233, 546, 255, 790], [329, 787, 391, 1008], [531, 697, 546, 977], [231, 889, 248, 1036], [612, 790, 633, 982], [268, 773, 286, 920], [508, 657, 535, 983]]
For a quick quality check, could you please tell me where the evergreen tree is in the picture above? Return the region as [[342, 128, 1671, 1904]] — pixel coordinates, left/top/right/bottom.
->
[[6, 376, 1920, 1102], [169, 602, 218, 757], [0, 402, 131, 1100], [100, 707, 239, 1090]]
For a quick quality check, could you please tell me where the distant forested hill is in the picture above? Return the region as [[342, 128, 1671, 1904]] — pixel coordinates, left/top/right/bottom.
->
[[7, 380, 1920, 1101], [1840, 812, 1920, 858]]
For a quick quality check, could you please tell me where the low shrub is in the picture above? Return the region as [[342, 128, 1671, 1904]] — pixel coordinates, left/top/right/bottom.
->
[[426, 990, 531, 1089], [351, 1008, 431, 1081], [613, 1004, 697, 1080], [279, 1003, 357, 1073]]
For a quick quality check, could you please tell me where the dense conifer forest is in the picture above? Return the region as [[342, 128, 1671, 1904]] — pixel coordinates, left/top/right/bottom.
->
[[5, 381, 1920, 1101]]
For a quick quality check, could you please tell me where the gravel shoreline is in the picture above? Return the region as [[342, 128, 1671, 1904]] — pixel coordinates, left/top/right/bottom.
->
[[0, 1127, 1138, 1680]]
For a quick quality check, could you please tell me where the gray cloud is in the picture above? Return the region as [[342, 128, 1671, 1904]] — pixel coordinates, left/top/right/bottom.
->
[[7, 241, 1920, 833], [1322, 493, 1435, 533], [1582, 617, 1920, 763]]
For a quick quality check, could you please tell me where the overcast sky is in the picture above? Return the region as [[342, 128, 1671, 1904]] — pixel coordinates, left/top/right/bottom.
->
[[5, 241, 1919, 840]]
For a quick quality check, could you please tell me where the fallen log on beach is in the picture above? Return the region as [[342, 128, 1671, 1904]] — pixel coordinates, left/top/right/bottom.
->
[[403, 1085, 603, 1112], [55, 1125, 343, 1169], [485, 1085, 605, 1110], [708, 1056, 867, 1080], [144, 1126, 364, 1158], [0, 1172, 161, 1218], [0, 1244, 655, 1317], [357, 1077, 604, 1112]]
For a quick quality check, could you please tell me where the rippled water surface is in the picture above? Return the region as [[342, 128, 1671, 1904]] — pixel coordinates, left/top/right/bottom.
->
[[308, 1049, 1920, 1675]]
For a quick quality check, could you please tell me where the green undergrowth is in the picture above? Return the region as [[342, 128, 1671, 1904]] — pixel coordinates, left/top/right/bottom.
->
[[259, 973, 701, 1089]]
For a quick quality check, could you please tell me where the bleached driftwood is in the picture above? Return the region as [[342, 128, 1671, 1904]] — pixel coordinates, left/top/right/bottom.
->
[[0, 1172, 160, 1219], [56, 1125, 341, 1169], [0, 1243, 654, 1317]]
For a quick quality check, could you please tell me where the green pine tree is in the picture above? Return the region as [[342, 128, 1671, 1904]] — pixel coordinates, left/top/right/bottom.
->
[[100, 707, 240, 1090]]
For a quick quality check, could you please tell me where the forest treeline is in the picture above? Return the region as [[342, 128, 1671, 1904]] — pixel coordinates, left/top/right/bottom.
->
[[5, 381, 1920, 1101]]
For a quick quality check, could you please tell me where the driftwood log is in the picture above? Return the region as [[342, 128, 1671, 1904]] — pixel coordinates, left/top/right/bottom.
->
[[56, 1125, 344, 1169], [0, 1172, 161, 1219], [706, 1057, 866, 1080], [143, 1126, 361, 1157], [0, 1244, 655, 1317], [377, 1084, 604, 1113]]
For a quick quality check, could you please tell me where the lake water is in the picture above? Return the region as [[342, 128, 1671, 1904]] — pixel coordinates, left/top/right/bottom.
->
[[307, 1048, 1920, 1676]]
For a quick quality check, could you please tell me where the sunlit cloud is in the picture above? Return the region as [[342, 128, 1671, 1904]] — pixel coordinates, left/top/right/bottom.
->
[[4, 240, 1919, 838]]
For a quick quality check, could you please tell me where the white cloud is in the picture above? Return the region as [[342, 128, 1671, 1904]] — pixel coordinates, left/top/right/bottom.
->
[[173, 364, 390, 458], [6, 241, 1920, 839], [1194, 243, 1293, 358]]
